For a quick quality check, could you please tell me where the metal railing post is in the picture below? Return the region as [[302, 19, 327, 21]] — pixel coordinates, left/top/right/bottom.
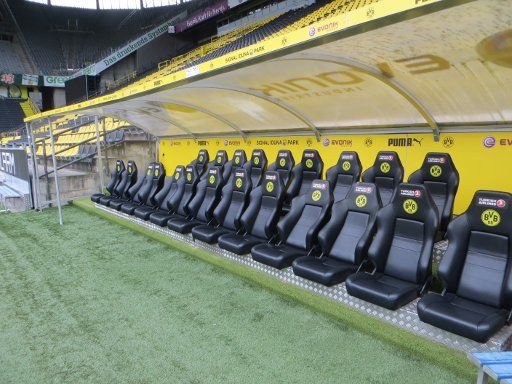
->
[[48, 118, 63, 225], [26, 122, 40, 211], [94, 115, 105, 192]]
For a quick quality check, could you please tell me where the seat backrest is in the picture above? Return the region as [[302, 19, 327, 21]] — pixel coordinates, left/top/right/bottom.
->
[[326, 151, 362, 202], [107, 160, 125, 195], [278, 179, 332, 250], [129, 162, 154, 202], [224, 149, 247, 186], [214, 168, 252, 230], [187, 167, 224, 223], [318, 182, 381, 265], [203, 150, 229, 180], [241, 171, 286, 239], [408, 153, 459, 232], [247, 149, 268, 188], [362, 151, 404, 206], [438, 191, 512, 309], [286, 149, 324, 201], [172, 165, 199, 215], [368, 183, 439, 284], [267, 150, 295, 189], [144, 162, 166, 206], [191, 149, 209, 177], [114, 160, 137, 198], [158, 165, 185, 210]]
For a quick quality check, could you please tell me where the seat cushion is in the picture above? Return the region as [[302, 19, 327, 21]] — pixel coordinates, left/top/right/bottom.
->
[[192, 225, 233, 244], [98, 195, 116, 206], [133, 206, 157, 220], [251, 243, 303, 269], [345, 272, 419, 310], [91, 193, 105, 203], [120, 203, 141, 215], [168, 218, 203, 234], [109, 199, 128, 210], [292, 256, 357, 286], [218, 233, 266, 255], [417, 293, 507, 343], [149, 211, 181, 227]]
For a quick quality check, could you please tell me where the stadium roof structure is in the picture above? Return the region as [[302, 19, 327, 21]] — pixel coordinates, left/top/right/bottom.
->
[[27, 0, 187, 9], [26, 0, 512, 141]]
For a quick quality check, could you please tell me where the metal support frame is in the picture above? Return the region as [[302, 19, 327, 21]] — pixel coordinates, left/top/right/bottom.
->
[[157, 99, 248, 141], [42, 138, 51, 202], [94, 116, 105, 193], [277, 54, 441, 141], [26, 122, 41, 211], [48, 118, 63, 225], [102, 118, 110, 176], [180, 83, 322, 141]]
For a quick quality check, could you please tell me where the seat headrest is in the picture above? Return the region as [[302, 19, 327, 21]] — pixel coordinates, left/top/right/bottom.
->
[[206, 167, 223, 188], [232, 150, 247, 167], [392, 183, 436, 221], [214, 150, 228, 166], [251, 149, 267, 169], [173, 165, 185, 181], [232, 168, 251, 193], [262, 171, 284, 198], [145, 163, 155, 177], [466, 191, 512, 235], [345, 182, 382, 213], [196, 149, 209, 165], [185, 165, 199, 184], [372, 151, 402, 177], [127, 161, 137, 175], [336, 151, 361, 177], [115, 160, 125, 173], [306, 179, 331, 206], [153, 162, 164, 179], [301, 149, 322, 172], [275, 150, 294, 170], [419, 152, 458, 182]]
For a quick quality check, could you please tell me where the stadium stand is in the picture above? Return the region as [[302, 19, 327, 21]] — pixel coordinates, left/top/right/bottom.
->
[[87, 137, 512, 345], [5, 0, 211, 74], [292, 181, 381, 286], [218, 170, 286, 255], [98, 160, 138, 206], [408, 153, 459, 236], [251, 179, 332, 269], [168, 166, 224, 234], [418, 191, 512, 343], [345, 183, 439, 310], [362, 151, 404, 206], [326, 151, 362, 203], [0, 40, 27, 72], [149, 164, 200, 226], [116, 0, 380, 94], [192, 167, 252, 244], [134, 165, 184, 220], [0, 98, 25, 132]]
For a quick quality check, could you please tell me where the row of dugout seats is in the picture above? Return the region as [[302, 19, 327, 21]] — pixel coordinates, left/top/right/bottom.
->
[[91, 149, 512, 344]]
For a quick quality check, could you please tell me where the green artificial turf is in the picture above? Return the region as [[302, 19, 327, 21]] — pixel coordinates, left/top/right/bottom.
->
[[0, 204, 475, 383]]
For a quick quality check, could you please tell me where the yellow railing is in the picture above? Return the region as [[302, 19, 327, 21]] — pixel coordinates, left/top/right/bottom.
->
[[106, 71, 138, 91]]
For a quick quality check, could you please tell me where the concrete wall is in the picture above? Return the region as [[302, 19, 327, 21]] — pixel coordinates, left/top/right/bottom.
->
[[37, 138, 157, 205]]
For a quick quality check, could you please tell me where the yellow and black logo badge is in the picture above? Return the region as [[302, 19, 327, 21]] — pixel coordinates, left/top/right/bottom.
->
[[481, 209, 501, 227], [403, 199, 418, 214]]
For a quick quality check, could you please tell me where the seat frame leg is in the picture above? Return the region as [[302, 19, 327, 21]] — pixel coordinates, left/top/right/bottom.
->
[[476, 368, 488, 384]]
